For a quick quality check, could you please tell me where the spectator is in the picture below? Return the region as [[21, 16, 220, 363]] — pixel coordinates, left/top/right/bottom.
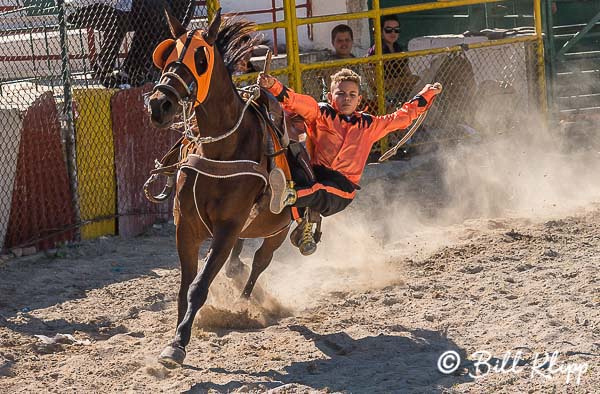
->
[[304, 24, 374, 103], [66, 0, 194, 87], [364, 15, 422, 160], [367, 15, 404, 56], [330, 24, 355, 59], [367, 15, 419, 104]]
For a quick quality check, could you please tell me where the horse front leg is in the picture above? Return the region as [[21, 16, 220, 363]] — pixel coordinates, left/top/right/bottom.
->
[[159, 222, 241, 367], [242, 229, 287, 298], [174, 219, 207, 326]]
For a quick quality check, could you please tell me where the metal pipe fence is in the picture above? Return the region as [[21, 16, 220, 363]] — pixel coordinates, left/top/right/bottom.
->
[[0, 0, 545, 253]]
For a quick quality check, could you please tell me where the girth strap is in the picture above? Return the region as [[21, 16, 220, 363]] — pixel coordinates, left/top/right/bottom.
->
[[179, 154, 269, 185]]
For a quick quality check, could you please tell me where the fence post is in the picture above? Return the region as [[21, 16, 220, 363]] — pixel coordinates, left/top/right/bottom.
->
[[372, 0, 388, 152], [533, 0, 548, 115], [56, 0, 81, 239], [207, 0, 220, 21], [284, 0, 302, 92]]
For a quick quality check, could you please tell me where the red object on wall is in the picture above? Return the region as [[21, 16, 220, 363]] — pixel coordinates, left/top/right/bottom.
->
[[111, 85, 179, 237], [5, 92, 76, 250]]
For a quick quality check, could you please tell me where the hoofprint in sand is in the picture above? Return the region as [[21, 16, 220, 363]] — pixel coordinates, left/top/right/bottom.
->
[[1, 149, 599, 392]]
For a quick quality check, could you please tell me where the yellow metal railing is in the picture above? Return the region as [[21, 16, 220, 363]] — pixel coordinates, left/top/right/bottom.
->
[[224, 0, 547, 145], [533, 0, 547, 112]]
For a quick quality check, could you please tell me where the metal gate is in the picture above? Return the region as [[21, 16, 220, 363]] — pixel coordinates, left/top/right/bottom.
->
[[0, 0, 547, 253], [543, 0, 600, 124]]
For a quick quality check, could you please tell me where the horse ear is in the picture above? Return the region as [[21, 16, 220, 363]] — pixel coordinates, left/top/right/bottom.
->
[[204, 7, 221, 45], [164, 8, 186, 38], [153, 39, 176, 69]]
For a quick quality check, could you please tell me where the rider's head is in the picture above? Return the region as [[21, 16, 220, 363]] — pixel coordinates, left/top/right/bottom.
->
[[327, 68, 362, 115]]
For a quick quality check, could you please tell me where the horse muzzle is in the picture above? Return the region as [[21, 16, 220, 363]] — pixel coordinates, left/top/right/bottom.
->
[[148, 89, 179, 129]]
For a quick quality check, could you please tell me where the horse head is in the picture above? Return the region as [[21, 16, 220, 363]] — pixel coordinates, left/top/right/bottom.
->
[[148, 9, 259, 130], [148, 8, 222, 128]]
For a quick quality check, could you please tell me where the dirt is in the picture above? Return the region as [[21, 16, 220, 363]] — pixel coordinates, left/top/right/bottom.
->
[[1, 146, 599, 393]]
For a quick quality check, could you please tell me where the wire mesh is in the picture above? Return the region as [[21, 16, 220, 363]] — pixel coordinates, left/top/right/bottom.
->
[[300, 40, 540, 158], [0, 0, 206, 252], [0, 0, 541, 253]]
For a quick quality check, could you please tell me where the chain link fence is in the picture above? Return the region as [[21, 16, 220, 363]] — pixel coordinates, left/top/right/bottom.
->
[[0, 0, 542, 254], [301, 40, 540, 159], [0, 0, 207, 253]]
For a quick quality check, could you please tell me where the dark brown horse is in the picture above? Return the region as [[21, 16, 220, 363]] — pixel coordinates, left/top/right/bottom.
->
[[147, 10, 292, 367]]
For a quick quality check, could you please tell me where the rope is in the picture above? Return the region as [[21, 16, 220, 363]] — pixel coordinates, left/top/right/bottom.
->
[[179, 84, 261, 145]]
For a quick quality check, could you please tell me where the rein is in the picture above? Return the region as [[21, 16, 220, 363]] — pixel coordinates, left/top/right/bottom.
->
[[378, 87, 442, 162], [188, 85, 261, 144], [158, 78, 261, 146]]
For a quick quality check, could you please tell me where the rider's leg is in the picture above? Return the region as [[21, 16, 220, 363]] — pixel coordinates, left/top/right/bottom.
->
[[294, 182, 355, 217]]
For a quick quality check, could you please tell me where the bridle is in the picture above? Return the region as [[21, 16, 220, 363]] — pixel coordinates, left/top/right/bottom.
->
[[151, 28, 260, 145], [153, 29, 201, 106]]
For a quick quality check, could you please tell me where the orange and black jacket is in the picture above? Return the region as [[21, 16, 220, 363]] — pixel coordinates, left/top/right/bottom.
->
[[268, 80, 430, 186]]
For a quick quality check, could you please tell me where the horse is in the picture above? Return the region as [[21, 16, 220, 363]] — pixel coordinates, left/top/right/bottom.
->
[[146, 9, 293, 367]]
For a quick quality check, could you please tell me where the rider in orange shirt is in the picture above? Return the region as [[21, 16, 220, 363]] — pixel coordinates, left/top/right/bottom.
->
[[258, 68, 441, 254]]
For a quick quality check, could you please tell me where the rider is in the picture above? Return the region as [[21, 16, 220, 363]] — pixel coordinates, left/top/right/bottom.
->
[[258, 68, 441, 254]]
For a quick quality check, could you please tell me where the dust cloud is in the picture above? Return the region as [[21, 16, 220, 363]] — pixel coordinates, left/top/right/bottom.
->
[[205, 104, 600, 319], [259, 105, 600, 311]]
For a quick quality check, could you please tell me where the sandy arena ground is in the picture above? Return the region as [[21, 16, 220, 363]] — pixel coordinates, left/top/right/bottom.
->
[[1, 130, 599, 393]]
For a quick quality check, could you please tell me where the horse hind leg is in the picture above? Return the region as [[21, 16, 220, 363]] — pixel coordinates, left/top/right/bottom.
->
[[225, 238, 246, 278], [159, 224, 241, 368], [242, 229, 287, 299]]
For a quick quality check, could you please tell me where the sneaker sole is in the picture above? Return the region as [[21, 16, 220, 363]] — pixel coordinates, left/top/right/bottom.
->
[[299, 240, 317, 256], [269, 168, 288, 214]]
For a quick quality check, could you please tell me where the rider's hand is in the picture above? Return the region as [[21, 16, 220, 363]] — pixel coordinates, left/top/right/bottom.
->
[[412, 82, 443, 108], [258, 72, 276, 89]]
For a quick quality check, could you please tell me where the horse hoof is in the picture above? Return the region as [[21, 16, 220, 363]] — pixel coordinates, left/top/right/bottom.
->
[[225, 260, 244, 279], [158, 345, 186, 368]]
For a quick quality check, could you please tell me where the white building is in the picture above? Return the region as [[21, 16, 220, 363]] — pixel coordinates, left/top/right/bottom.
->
[[220, 0, 371, 56]]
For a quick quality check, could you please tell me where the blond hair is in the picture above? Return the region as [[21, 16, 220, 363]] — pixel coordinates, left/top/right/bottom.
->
[[330, 68, 361, 91]]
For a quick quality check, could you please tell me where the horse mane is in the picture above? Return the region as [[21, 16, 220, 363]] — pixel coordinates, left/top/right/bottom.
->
[[212, 16, 261, 74]]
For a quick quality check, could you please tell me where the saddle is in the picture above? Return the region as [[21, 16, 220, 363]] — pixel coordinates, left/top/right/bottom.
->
[[145, 89, 322, 254], [252, 88, 315, 188], [145, 88, 315, 205], [252, 91, 321, 252]]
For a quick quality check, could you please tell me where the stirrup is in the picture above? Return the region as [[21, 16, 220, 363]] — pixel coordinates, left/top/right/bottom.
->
[[290, 219, 305, 247], [298, 220, 317, 256], [269, 168, 296, 214]]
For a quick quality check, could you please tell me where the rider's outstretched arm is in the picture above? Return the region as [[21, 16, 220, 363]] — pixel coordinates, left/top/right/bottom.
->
[[258, 73, 319, 126], [268, 80, 320, 125], [368, 83, 441, 142]]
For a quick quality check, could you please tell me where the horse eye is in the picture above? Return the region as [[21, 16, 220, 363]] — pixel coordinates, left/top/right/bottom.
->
[[194, 47, 208, 74]]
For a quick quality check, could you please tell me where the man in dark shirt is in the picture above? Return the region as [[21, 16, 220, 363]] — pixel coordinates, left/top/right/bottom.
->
[[66, 0, 193, 87], [367, 15, 406, 56]]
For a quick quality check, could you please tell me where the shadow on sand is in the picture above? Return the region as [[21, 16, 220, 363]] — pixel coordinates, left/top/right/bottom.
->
[[0, 232, 179, 337], [184, 324, 474, 393]]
